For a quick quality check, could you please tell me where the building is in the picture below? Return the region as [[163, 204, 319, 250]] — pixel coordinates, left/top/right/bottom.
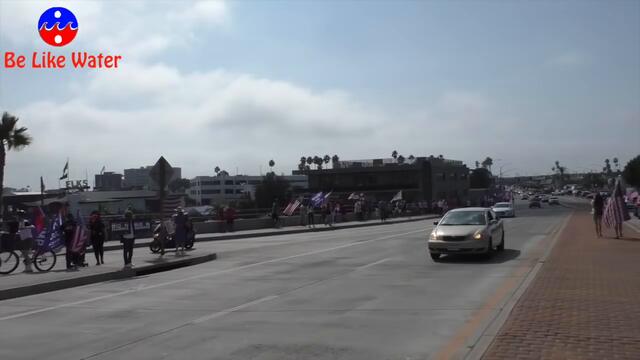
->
[[94, 172, 123, 191], [189, 174, 308, 206], [123, 166, 182, 190], [297, 156, 470, 204]]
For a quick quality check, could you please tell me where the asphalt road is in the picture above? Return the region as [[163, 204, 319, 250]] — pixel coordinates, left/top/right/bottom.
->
[[0, 199, 576, 360]]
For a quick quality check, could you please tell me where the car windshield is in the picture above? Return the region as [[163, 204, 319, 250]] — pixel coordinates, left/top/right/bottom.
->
[[440, 211, 486, 225], [494, 203, 510, 208]]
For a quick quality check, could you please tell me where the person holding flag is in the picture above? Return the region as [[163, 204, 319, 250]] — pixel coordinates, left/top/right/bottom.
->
[[603, 177, 630, 239], [71, 211, 89, 267]]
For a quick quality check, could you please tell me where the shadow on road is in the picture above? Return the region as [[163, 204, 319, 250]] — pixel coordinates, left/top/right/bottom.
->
[[437, 248, 521, 264]]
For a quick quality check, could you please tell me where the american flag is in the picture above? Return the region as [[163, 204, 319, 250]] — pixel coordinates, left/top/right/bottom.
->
[[71, 211, 88, 254], [604, 178, 630, 228], [283, 199, 301, 216]]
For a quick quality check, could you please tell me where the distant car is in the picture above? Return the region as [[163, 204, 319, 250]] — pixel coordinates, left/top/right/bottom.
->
[[521, 195, 529, 200], [529, 199, 541, 208], [585, 193, 594, 199], [541, 195, 549, 203], [428, 208, 505, 260], [575, 190, 583, 196], [492, 202, 515, 218], [548, 196, 560, 205]]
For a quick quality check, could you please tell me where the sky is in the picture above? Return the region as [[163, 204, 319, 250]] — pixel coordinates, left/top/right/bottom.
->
[[0, 0, 639, 189]]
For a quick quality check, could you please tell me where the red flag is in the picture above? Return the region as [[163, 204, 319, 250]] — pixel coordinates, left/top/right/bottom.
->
[[33, 207, 46, 234]]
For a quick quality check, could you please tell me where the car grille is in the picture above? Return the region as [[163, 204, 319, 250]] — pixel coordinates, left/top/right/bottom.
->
[[441, 235, 467, 241]]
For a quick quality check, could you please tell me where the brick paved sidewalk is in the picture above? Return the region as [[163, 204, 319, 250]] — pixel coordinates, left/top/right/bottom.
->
[[483, 212, 640, 360]]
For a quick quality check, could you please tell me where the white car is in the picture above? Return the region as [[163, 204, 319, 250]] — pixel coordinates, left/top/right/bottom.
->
[[548, 196, 560, 205], [492, 202, 515, 218]]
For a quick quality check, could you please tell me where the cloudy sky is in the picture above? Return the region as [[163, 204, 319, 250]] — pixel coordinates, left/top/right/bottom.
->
[[1, 0, 639, 189]]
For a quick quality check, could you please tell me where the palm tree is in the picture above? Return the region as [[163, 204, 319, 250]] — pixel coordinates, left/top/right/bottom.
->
[[0, 112, 32, 217], [482, 157, 493, 172], [214, 166, 220, 175], [397, 155, 405, 164], [408, 155, 415, 163], [391, 150, 398, 160], [613, 157, 619, 173], [313, 156, 324, 170], [323, 155, 330, 165], [475, 160, 480, 169], [604, 158, 612, 175], [438, 154, 444, 159], [268, 159, 275, 173], [306, 156, 313, 167]]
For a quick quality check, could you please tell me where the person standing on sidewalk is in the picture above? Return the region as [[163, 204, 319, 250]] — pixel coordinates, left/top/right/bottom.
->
[[89, 211, 105, 265], [271, 199, 280, 228], [121, 209, 136, 268], [307, 204, 315, 228], [173, 208, 187, 255], [591, 193, 605, 237], [299, 204, 307, 226], [603, 177, 630, 239], [61, 213, 77, 271]]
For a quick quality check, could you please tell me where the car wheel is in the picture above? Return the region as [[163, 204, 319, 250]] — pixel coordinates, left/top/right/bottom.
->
[[497, 231, 505, 252], [430, 253, 441, 261]]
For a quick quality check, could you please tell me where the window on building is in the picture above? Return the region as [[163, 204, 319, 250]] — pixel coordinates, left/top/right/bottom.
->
[[225, 189, 234, 194], [225, 180, 234, 185], [201, 189, 221, 194], [236, 189, 243, 194]]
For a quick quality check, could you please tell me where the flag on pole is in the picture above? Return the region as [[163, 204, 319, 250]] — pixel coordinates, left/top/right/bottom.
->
[[59, 160, 69, 180], [310, 192, 324, 207], [284, 199, 301, 216], [40, 176, 45, 194], [71, 211, 88, 254], [347, 192, 359, 200], [100, 166, 106, 174], [323, 191, 333, 204], [32, 207, 46, 234], [391, 190, 403, 202], [36, 212, 64, 252], [603, 178, 630, 228]]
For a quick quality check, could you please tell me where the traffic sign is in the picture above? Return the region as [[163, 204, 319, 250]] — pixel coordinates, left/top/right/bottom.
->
[[149, 156, 174, 188]]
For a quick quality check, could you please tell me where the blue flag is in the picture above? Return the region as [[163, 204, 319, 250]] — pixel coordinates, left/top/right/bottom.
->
[[310, 192, 324, 207]]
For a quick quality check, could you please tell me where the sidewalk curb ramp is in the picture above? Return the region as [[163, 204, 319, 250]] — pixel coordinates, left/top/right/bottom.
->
[[97, 215, 437, 252], [0, 252, 217, 301]]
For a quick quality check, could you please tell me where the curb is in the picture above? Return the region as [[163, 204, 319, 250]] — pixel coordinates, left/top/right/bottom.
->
[[96, 215, 438, 253], [0, 252, 217, 301]]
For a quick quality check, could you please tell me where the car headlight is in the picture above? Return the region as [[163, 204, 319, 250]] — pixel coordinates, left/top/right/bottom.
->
[[430, 231, 438, 240], [473, 231, 483, 240]]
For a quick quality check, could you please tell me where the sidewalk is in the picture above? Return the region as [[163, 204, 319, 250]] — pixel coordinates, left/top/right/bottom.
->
[[482, 212, 640, 359]]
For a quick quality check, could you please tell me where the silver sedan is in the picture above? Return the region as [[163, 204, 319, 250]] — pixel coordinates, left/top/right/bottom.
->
[[428, 207, 505, 261]]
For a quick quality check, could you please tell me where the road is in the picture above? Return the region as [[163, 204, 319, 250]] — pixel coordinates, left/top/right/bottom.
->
[[0, 199, 575, 360]]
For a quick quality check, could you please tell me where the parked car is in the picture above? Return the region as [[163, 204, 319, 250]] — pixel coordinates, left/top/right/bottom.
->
[[541, 195, 549, 203], [521, 195, 529, 200], [548, 196, 560, 205], [529, 199, 541, 208], [492, 202, 515, 218], [428, 208, 505, 260]]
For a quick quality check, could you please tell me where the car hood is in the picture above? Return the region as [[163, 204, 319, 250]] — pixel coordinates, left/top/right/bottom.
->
[[434, 225, 485, 237], [493, 208, 512, 212]]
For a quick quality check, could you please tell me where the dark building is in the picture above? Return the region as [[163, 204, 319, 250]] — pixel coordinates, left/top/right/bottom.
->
[[94, 172, 123, 191], [297, 157, 470, 204]]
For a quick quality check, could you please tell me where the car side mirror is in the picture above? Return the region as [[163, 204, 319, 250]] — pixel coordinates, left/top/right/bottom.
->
[[490, 219, 498, 225], [433, 221, 439, 225]]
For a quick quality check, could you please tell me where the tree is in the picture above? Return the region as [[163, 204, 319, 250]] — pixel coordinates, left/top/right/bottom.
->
[[168, 178, 191, 193], [481, 157, 493, 172], [268, 159, 275, 173], [475, 160, 480, 169], [218, 170, 229, 177], [306, 156, 313, 167], [397, 155, 405, 164], [391, 150, 398, 160], [331, 154, 339, 163], [214, 166, 220, 175], [323, 155, 330, 165], [623, 155, 640, 188], [604, 158, 612, 176], [254, 173, 291, 208], [0, 112, 32, 217], [313, 156, 324, 170], [408, 155, 415, 163], [438, 154, 444, 159], [297, 163, 305, 171], [470, 168, 492, 189], [613, 157, 619, 173]]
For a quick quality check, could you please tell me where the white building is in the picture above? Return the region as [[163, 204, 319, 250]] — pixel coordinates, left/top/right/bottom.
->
[[188, 174, 308, 206]]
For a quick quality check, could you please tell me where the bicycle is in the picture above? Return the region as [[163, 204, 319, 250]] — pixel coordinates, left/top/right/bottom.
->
[[0, 234, 57, 275]]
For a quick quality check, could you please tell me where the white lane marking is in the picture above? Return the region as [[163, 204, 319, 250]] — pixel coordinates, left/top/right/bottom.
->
[[0, 228, 427, 321], [192, 295, 278, 324], [624, 221, 640, 234], [357, 257, 391, 270]]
